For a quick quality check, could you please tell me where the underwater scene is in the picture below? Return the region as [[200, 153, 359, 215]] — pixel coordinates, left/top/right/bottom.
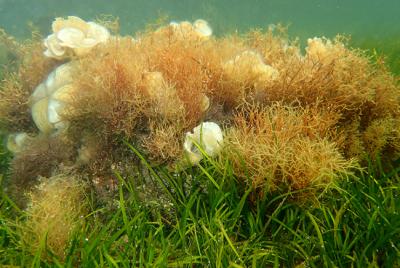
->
[[0, 0, 400, 267]]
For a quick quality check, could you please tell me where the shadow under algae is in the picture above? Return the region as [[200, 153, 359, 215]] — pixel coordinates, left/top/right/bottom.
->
[[0, 15, 400, 259]]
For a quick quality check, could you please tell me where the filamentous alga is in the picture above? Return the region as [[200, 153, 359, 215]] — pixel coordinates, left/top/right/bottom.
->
[[1, 16, 399, 209]]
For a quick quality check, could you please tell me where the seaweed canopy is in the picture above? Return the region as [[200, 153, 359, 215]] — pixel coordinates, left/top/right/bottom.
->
[[1, 16, 400, 208], [223, 104, 356, 196], [0, 28, 58, 133], [64, 26, 241, 164], [246, 31, 376, 111], [340, 65, 400, 162], [23, 175, 87, 259], [241, 29, 400, 163]]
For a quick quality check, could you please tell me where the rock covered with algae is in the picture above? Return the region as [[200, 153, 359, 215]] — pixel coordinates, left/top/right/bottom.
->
[[0, 16, 399, 209]]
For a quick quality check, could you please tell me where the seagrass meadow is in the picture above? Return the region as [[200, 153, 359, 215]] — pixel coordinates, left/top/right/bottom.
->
[[1, 2, 400, 267]]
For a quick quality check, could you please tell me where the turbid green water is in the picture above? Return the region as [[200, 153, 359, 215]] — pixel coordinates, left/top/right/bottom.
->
[[0, 0, 399, 72], [1, 0, 399, 38]]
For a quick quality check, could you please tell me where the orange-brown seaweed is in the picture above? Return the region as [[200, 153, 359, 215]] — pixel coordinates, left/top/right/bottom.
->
[[1, 19, 399, 206]]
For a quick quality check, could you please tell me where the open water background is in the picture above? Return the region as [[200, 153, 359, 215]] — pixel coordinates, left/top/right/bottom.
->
[[0, 0, 399, 71]]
